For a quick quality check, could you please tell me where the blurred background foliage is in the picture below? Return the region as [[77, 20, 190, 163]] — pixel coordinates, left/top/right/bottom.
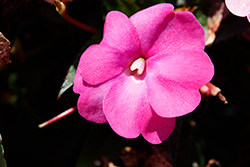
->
[[0, 0, 250, 167]]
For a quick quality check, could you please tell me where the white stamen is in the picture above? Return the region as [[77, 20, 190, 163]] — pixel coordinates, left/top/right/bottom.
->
[[130, 57, 145, 75]]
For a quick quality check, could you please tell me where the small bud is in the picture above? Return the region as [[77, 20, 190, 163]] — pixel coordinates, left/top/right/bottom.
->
[[200, 82, 228, 104], [53, 0, 66, 15]]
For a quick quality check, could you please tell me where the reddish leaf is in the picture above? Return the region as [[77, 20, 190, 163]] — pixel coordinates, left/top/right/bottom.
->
[[0, 32, 11, 64]]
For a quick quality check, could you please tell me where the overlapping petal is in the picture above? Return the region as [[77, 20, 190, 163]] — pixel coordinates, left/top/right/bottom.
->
[[147, 50, 214, 89], [74, 68, 109, 123], [147, 78, 201, 118], [73, 68, 85, 94], [146, 49, 214, 117], [142, 110, 176, 144], [130, 3, 175, 58], [78, 11, 141, 85], [77, 93, 107, 123], [103, 74, 151, 139], [130, 5, 204, 57], [140, 11, 205, 57]]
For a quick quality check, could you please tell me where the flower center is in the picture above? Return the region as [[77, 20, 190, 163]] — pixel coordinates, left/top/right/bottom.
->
[[130, 57, 145, 75]]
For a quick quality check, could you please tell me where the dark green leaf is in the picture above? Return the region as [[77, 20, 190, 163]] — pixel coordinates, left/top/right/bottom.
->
[[57, 65, 76, 99], [195, 9, 207, 27]]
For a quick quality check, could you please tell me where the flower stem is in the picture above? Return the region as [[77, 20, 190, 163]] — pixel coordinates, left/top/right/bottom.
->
[[38, 106, 77, 128], [61, 14, 99, 33], [53, 0, 99, 33]]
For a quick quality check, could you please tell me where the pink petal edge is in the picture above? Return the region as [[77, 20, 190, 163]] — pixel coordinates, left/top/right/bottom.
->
[[78, 11, 141, 85], [247, 14, 250, 22], [142, 110, 176, 144]]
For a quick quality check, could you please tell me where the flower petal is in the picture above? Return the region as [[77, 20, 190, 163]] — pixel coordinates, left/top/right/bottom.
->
[[103, 74, 151, 139], [147, 50, 214, 89], [142, 110, 175, 144], [79, 11, 140, 85], [147, 79, 201, 118], [74, 68, 111, 123], [146, 50, 214, 117], [130, 3, 175, 58], [248, 14, 250, 22], [77, 93, 107, 124], [225, 0, 250, 17], [134, 9, 205, 57], [73, 68, 84, 94]]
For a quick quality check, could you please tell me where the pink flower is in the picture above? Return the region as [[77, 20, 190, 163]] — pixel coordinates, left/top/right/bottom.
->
[[73, 3, 214, 144], [225, 0, 250, 21]]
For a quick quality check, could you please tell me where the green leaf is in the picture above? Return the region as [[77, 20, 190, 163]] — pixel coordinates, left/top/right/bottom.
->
[[195, 141, 206, 166], [195, 9, 208, 41], [57, 65, 76, 99], [195, 9, 207, 27]]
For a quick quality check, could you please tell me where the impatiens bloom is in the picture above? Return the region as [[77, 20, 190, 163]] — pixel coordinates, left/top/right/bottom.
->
[[73, 3, 214, 144], [225, 0, 250, 22]]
